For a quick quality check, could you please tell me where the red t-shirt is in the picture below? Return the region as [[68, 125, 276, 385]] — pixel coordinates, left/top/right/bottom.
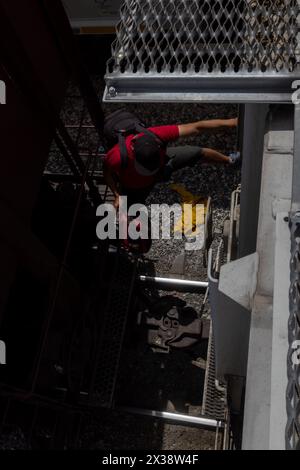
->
[[105, 125, 179, 190]]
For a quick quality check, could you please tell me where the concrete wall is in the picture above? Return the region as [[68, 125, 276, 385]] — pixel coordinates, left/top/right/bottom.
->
[[242, 105, 294, 450]]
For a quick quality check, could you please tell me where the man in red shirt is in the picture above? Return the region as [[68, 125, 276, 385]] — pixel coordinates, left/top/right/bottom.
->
[[104, 117, 238, 208]]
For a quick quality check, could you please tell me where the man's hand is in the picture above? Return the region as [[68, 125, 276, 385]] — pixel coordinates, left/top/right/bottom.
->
[[104, 164, 121, 210], [113, 194, 120, 210]]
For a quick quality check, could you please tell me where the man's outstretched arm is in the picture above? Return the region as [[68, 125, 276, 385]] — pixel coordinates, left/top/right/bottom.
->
[[178, 117, 238, 138]]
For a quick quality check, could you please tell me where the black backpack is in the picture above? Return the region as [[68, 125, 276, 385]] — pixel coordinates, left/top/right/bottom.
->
[[104, 109, 164, 169]]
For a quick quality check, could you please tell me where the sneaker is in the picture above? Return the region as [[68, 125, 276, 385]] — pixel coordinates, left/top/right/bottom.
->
[[228, 151, 241, 165]]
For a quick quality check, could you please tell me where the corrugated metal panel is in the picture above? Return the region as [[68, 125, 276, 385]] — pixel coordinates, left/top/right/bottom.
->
[[63, 0, 122, 29]]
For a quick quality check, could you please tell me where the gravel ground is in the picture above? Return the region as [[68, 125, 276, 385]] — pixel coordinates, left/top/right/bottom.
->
[[1, 79, 240, 451]]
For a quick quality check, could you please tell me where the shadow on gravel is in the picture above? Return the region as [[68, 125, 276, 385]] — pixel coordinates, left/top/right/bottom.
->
[[114, 258, 208, 416]]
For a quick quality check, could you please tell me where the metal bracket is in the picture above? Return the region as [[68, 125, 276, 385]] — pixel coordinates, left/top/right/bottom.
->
[[218, 253, 259, 311], [207, 248, 252, 380], [286, 89, 300, 450]]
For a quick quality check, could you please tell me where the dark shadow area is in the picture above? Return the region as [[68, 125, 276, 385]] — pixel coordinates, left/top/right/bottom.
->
[[115, 258, 208, 416]]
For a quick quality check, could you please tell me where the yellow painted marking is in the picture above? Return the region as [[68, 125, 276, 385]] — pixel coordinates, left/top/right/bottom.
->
[[169, 184, 207, 237]]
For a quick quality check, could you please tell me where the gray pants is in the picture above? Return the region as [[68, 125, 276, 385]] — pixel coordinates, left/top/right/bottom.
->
[[164, 145, 204, 179]]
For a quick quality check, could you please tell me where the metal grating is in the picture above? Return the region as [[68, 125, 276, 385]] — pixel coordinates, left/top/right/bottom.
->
[[202, 323, 226, 421], [286, 212, 300, 450], [104, 0, 300, 102]]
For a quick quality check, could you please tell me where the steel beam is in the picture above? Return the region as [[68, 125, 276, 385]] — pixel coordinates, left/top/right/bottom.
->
[[104, 1, 299, 103], [139, 275, 208, 291], [104, 75, 297, 103]]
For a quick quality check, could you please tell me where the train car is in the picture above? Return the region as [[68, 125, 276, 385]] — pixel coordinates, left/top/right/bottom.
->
[[0, 0, 299, 452]]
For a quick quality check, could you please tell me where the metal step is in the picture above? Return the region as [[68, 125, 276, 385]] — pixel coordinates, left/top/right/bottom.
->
[[89, 250, 137, 408], [202, 322, 226, 421]]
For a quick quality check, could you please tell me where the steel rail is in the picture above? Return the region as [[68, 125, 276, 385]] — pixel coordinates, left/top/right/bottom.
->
[[139, 275, 208, 291]]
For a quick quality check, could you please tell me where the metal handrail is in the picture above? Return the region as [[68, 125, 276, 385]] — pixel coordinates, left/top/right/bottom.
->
[[286, 98, 300, 450]]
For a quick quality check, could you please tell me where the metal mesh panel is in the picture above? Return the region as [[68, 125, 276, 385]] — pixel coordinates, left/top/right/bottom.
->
[[286, 212, 300, 450], [109, 0, 299, 74], [105, 0, 300, 102], [91, 252, 137, 408]]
